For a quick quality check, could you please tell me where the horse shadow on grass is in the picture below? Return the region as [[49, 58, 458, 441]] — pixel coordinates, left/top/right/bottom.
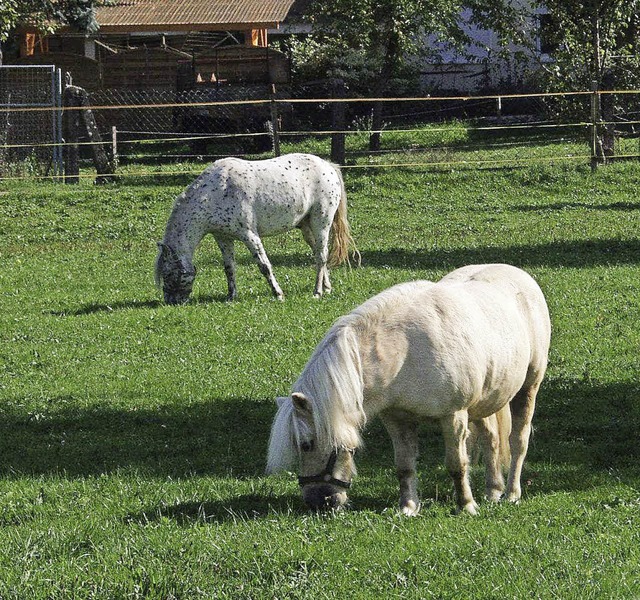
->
[[2, 380, 637, 481], [49, 294, 233, 316], [353, 238, 640, 272], [44, 238, 640, 317], [233, 238, 640, 274], [514, 200, 640, 213], [3, 378, 626, 523], [0, 396, 274, 479], [48, 298, 163, 317]]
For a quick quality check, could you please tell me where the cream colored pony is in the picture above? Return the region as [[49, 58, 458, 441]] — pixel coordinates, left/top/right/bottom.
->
[[267, 264, 551, 515]]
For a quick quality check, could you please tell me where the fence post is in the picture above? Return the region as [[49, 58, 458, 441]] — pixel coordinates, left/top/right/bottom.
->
[[590, 79, 600, 171], [111, 126, 118, 169], [331, 79, 346, 165], [270, 84, 281, 157], [63, 85, 81, 184]]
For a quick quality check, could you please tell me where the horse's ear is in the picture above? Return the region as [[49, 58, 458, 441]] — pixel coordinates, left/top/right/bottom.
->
[[292, 392, 311, 413], [276, 396, 288, 408]]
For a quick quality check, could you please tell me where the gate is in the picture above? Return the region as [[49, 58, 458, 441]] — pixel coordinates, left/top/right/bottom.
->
[[0, 65, 63, 176]]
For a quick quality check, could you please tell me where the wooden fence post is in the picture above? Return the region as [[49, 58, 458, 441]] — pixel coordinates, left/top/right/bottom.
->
[[590, 79, 600, 172], [111, 126, 118, 169], [63, 84, 116, 184], [63, 85, 81, 184], [270, 84, 281, 157], [369, 100, 382, 152], [331, 79, 346, 165]]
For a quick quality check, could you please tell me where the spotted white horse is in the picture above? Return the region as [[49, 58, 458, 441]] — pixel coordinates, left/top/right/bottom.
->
[[155, 153, 358, 304], [267, 264, 551, 515]]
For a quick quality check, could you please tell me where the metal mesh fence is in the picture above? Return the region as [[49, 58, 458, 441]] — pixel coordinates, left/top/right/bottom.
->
[[0, 65, 62, 176], [82, 85, 592, 169], [3, 80, 640, 180]]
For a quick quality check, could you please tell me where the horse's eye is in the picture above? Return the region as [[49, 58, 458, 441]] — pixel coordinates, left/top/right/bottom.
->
[[300, 441, 314, 452]]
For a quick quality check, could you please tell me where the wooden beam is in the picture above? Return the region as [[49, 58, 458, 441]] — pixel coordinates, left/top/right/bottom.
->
[[246, 28, 268, 47]]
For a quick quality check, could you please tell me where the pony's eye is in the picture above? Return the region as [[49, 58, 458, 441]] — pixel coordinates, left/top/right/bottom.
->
[[300, 440, 314, 452]]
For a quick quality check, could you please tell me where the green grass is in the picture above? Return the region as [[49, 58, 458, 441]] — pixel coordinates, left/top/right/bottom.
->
[[1, 157, 640, 598]]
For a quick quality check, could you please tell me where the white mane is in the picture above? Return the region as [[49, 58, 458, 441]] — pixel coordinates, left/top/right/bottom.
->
[[295, 322, 365, 448], [266, 319, 366, 473], [267, 283, 434, 473]]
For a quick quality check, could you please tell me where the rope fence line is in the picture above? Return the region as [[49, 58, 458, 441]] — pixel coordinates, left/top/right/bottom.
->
[[3, 88, 637, 114], [0, 154, 595, 183], [0, 121, 600, 152], [3, 86, 640, 183]]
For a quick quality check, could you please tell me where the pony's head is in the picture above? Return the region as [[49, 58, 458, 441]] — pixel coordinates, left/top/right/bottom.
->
[[267, 394, 358, 510], [154, 242, 196, 305], [266, 325, 365, 510]]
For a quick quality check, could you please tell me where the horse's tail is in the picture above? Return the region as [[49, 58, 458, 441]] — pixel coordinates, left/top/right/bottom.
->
[[328, 166, 360, 268], [468, 404, 511, 469], [495, 403, 512, 469]]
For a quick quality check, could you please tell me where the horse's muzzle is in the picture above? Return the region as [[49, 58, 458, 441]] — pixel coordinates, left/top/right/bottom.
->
[[163, 291, 191, 305], [302, 484, 348, 511]]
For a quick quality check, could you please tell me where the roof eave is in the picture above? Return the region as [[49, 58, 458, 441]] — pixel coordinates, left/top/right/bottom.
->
[[96, 22, 281, 33]]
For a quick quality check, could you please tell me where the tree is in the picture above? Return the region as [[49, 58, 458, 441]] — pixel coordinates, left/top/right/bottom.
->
[[538, 0, 640, 88], [287, 0, 529, 93], [285, 0, 530, 150], [536, 1, 640, 158], [1, 0, 98, 63]]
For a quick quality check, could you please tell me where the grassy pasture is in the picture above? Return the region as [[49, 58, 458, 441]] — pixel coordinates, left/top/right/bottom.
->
[[1, 152, 640, 598]]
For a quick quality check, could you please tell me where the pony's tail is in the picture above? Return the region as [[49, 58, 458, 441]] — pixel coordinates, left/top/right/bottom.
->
[[467, 404, 511, 470], [495, 403, 512, 470], [328, 166, 360, 268]]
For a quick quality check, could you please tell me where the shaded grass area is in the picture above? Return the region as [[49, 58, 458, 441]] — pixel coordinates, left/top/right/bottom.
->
[[0, 160, 639, 597]]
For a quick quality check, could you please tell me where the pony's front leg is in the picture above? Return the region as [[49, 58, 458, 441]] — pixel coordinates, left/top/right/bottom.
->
[[215, 236, 237, 301], [241, 232, 284, 300], [441, 411, 478, 515], [380, 411, 421, 516]]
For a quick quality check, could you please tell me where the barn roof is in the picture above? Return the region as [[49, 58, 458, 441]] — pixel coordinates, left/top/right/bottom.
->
[[96, 0, 297, 32]]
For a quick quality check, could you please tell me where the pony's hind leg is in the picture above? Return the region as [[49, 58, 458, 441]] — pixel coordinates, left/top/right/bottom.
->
[[380, 410, 421, 516], [506, 381, 540, 503], [240, 231, 284, 300], [215, 235, 237, 301], [440, 410, 478, 515], [472, 415, 505, 502], [303, 217, 332, 297]]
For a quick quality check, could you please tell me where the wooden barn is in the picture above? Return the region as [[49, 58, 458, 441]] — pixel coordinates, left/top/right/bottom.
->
[[9, 0, 296, 91]]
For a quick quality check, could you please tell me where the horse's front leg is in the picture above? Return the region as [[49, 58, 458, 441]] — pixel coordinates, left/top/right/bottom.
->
[[380, 410, 420, 516], [241, 232, 284, 300], [441, 410, 478, 515], [215, 236, 237, 301]]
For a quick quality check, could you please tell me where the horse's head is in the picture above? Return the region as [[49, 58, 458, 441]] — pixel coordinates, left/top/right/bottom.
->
[[267, 393, 357, 511], [155, 242, 196, 305]]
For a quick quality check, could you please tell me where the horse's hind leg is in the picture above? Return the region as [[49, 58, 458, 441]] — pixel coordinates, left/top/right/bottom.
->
[[303, 219, 331, 298], [440, 410, 478, 514], [506, 381, 540, 503], [471, 415, 505, 502], [380, 410, 420, 516], [215, 235, 237, 301], [240, 231, 284, 300]]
